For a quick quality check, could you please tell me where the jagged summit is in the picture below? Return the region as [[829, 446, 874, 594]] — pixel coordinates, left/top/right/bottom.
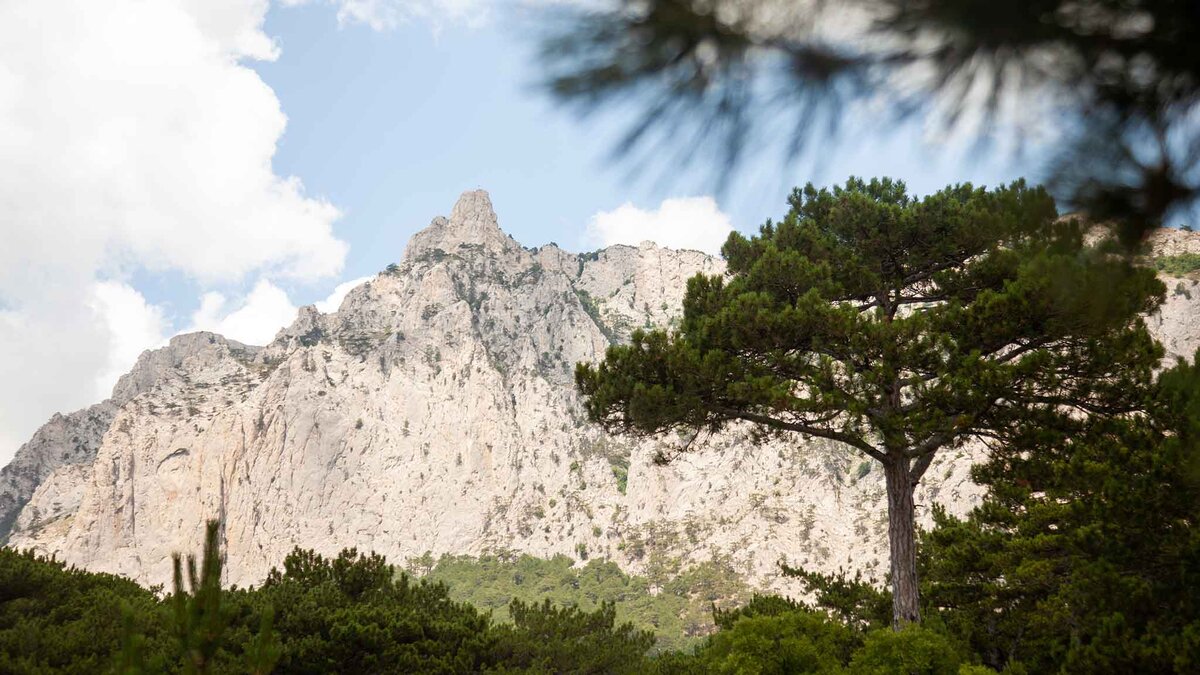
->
[[449, 189, 498, 227], [405, 189, 516, 259]]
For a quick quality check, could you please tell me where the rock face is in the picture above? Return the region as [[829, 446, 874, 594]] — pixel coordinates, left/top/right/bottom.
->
[[0, 332, 262, 543], [0, 402, 116, 544], [1151, 279, 1200, 364], [1146, 227, 1200, 257], [5, 191, 1198, 592]]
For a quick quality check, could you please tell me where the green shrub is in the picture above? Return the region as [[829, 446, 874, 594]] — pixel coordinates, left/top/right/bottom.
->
[[848, 625, 964, 675], [1152, 253, 1200, 276], [696, 610, 859, 674], [0, 548, 169, 673], [488, 599, 653, 674]]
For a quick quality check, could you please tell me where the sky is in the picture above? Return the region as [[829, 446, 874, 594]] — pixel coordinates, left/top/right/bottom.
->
[[0, 0, 1039, 463]]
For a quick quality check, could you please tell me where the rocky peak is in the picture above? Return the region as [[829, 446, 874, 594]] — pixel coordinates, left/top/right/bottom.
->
[[266, 305, 326, 352], [0, 401, 116, 542], [450, 189, 498, 227], [404, 190, 517, 261], [110, 332, 258, 403]]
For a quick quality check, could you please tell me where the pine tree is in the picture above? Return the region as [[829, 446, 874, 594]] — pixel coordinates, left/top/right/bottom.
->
[[576, 177, 1164, 627], [168, 520, 280, 675], [921, 351, 1200, 671]]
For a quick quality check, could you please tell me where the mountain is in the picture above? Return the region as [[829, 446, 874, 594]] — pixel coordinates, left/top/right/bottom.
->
[[4, 191, 1198, 593]]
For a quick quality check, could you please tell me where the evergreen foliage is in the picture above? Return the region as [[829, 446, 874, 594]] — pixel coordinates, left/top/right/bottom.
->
[[919, 352, 1200, 672], [1153, 252, 1200, 277], [0, 548, 165, 673], [686, 610, 858, 674], [0, 533, 659, 673], [489, 599, 654, 674], [745, 353, 1200, 672], [168, 521, 277, 674], [251, 547, 495, 673], [846, 626, 966, 675], [576, 177, 1165, 626], [775, 567, 891, 631], [654, 600, 983, 674]]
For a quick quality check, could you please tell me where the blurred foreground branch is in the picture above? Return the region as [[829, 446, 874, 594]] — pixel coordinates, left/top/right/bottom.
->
[[540, 0, 1200, 242]]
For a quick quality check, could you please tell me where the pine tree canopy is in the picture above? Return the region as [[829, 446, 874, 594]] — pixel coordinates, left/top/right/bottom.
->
[[576, 176, 1166, 627], [577, 177, 1165, 467], [920, 351, 1200, 672]]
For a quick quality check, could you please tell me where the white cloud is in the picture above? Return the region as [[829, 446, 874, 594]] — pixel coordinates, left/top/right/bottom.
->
[[188, 276, 372, 346], [315, 277, 373, 313], [0, 301, 112, 458], [190, 280, 300, 346], [584, 197, 735, 255], [89, 282, 171, 399], [0, 0, 347, 463], [0, 1, 345, 290]]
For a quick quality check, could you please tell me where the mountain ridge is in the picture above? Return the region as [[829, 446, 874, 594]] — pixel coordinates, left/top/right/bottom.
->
[[3, 191, 1197, 595]]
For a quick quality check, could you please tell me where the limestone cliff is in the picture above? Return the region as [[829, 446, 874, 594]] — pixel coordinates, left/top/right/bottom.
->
[[5, 191, 1197, 594]]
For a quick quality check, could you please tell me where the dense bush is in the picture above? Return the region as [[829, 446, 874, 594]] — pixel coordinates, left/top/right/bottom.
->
[[689, 610, 858, 674], [846, 626, 965, 675], [653, 601, 987, 674], [0, 541, 654, 673], [0, 548, 168, 673], [249, 548, 495, 673], [488, 599, 654, 674]]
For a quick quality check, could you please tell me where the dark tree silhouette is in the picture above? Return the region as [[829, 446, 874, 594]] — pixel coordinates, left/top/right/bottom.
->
[[540, 0, 1200, 242]]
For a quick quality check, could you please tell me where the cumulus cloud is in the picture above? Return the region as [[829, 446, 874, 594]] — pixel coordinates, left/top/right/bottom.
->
[[187, 276, 372, 346], [0, 300, 113, 458], [315, 277, 374, 313], [0, 1, 345, 290], [0, 0, 347, 463], [584, 197, 735, 255], [190, 281, 301, 347], [89, 282, 171, 399]]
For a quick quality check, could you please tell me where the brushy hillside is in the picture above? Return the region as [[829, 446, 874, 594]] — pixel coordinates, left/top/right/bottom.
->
[[419, 552, 751, 652], [1153, 252, 1200, 277]]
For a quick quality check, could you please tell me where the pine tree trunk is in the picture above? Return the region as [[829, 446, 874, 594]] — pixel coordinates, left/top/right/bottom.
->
[[883, 455, 920, 628]]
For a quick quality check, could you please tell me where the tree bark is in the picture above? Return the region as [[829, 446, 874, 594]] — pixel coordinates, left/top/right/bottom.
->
[[883, 455, 920, 628]]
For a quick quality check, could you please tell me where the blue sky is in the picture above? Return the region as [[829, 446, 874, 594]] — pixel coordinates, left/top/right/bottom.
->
[[0, 0, 1038, 461], [250, 1, 1030, 307]]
